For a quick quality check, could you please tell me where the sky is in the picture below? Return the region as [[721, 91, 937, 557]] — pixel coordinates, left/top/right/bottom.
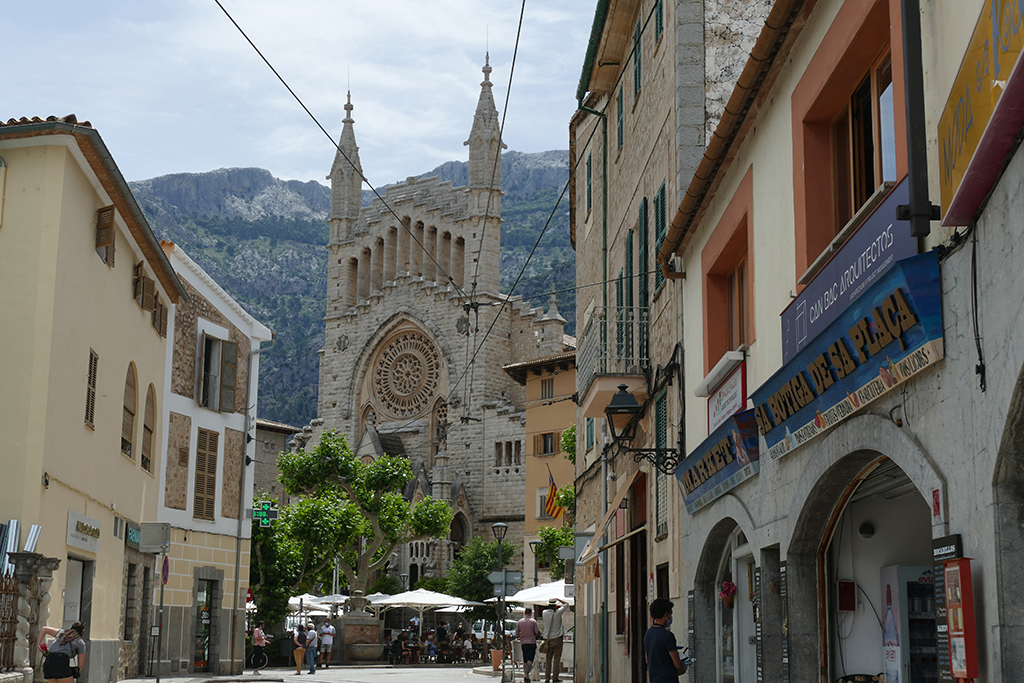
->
[[4, 0, 594, 186]]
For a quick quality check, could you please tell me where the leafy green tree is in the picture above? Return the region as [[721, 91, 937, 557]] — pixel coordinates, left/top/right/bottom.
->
[[414, 575, 448, 592], [370, 574, 402, 595], [560, 424, 576, 466], [554, 483, 575, 518], [251, 431, 452, 621], [446, 537, 519, 623], [535, 525, 575, 581]]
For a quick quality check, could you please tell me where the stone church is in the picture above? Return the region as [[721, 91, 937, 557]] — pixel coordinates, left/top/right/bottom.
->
[[310, 56, 570, 584]]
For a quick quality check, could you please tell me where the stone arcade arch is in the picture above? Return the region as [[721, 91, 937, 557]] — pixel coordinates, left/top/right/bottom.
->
[[783, 414, 945, 683], [993, 359, 1024, 672]]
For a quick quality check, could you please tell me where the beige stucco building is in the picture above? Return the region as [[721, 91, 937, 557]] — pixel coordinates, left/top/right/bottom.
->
[[0, 115, 186, 682]]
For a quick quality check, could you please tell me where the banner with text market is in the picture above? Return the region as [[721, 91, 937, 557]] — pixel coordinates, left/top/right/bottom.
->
[[751, 252, 943, 461], [675, 409, 760, 515]]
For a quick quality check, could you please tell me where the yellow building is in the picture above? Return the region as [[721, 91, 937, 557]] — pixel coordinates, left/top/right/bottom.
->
[[503, 342, 576, 588], [0, 115, 186, 682]]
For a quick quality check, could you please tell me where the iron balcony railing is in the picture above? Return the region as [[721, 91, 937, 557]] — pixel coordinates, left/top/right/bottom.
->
[[578, 306, 650, 402]]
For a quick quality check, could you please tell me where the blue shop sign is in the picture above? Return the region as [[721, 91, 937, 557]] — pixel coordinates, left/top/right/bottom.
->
[[675, 409, 760, 515], [753, 252, 943, 461], [782, 178, 918, 364]]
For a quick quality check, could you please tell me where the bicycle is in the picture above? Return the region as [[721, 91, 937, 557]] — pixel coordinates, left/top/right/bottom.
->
[[249, 641, 270, 670]]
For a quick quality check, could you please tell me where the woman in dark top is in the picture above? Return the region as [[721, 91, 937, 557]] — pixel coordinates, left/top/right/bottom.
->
[[38, 621, 86, 683]]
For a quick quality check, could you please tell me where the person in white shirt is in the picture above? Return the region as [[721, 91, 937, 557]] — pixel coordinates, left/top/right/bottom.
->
[[541, 598, 571, 683], [318, 620, 335, 668]]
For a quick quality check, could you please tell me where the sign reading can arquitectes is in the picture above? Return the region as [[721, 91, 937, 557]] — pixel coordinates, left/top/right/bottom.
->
[[66, 511, 101, 554], [752, 252, 943, 461], [940, 0, 1024, 226]]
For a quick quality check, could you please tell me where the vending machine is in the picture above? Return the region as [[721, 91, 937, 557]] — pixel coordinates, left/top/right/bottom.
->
[[880, 565, 938, 683]]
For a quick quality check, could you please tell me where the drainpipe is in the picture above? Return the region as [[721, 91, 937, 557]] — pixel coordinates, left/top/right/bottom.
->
[[231, 334, 274, 673], [578, 100, 609, 683], [897, 0, 939, 238]]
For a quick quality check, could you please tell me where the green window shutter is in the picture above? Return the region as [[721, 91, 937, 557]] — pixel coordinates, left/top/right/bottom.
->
[[654, 183, 666, 290], [616, 269, 625, 356], [626, 231, 635, 359], [633, 19, 642, 101], [655, 391, 668, 535], [639, 198, 649, 308], [617, 87, 624, 150], [655, 0, 664, 42], [219, 341, 238, 413], [586, 417, 594, 450]]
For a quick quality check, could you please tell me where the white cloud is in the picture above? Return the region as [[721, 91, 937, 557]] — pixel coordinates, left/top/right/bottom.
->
[[3, 0, 593, 186]]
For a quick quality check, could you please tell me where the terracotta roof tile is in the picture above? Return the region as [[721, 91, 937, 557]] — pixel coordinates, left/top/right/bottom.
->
[[0, 114, 92, 128]]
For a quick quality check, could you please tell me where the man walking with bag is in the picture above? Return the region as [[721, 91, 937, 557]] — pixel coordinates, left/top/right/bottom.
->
[[541, 598, 570, 683]]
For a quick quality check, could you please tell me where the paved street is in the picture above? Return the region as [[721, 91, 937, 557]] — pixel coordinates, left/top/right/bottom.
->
[[122, 667, 497, 683]]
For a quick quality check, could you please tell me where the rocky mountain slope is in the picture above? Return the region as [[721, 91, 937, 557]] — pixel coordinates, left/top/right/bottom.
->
[[130, 150, 574, 428]]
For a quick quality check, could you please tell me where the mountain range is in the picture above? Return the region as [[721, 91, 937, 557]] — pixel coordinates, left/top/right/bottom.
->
[[129, 150, 574, 429]]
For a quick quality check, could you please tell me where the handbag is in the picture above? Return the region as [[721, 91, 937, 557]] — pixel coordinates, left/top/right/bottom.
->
[[538, 639, 548, 654]]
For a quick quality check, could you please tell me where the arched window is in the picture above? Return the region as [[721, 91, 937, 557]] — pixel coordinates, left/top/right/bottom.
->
[[142, 385, 156, 472], [122, 365, 137, 458]]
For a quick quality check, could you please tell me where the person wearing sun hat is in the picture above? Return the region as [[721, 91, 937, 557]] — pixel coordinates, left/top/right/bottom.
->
[[541, 597, 571, 683]]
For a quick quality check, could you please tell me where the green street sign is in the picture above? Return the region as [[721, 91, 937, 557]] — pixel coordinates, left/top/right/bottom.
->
[[252, 501, 279, 528]]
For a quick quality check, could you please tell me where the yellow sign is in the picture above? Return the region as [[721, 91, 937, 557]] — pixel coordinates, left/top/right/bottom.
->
[[939, 0, 1024, 224]]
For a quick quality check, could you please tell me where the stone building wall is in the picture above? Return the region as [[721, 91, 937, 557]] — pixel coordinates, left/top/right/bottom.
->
[[165, 411, 192, 510], [704, 0, 773, 140]]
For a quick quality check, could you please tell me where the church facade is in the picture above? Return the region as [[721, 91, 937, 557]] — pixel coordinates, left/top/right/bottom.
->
[[312, 57, 570, 584]]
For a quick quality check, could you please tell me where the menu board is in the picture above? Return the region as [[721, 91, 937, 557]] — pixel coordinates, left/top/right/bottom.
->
[[780, 562, 789, 683], [687, 591, 696, 680], [943, 558, 979, 678], [932, 534, 962, 682], [754, 567, 763, 683]]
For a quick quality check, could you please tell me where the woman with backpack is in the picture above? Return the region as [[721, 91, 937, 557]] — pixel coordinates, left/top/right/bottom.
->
[[37, 622, 86, 683]]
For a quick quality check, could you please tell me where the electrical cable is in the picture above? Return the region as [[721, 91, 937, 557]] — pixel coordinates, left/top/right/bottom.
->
[[211, 0, 472, 303], [971, 226, 987, 392]]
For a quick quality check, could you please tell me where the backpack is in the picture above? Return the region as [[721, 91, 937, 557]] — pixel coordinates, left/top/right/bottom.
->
[[296, 630, 307, 647]]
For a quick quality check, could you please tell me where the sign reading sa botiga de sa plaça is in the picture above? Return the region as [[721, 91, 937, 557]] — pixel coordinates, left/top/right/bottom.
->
[[940, 0, 1024, 226], [752, 251, 943, 461]]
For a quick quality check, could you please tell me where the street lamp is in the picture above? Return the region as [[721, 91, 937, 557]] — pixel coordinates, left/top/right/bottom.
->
[[604, 384, 682, 475], [529, 540, 542, 587], [492, 522, 508, 681]]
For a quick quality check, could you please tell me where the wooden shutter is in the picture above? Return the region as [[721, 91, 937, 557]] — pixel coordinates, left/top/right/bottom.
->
[[152, 296, 166, 336], [142, 277, 156, 312], [219, 341, 238, 413], [122, 366, 137, 457], [95, 205, 115, 247], [534, 434, 543, 455], [555, 431, 562, 452], [159, 302, 168, 337], [85, 350, 98, 428], [104, 239, 115, 267], [194, 429, 219, 520], [142, 386, 155, 472], [134, 261, 145, 302]]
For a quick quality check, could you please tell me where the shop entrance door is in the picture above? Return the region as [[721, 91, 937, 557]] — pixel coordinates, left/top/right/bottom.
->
[[629, 530, 648, 683], [194, 580, 214, 672], [716, 530, 756, 683], [734, 554, 757, 683]]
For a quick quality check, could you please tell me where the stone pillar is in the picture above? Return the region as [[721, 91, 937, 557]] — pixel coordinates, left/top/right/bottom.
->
[[424, 227, 437, 282], [9, 552, 61, 683], [385, 227, 398, 281], [372, 238, 384, 292], [359, 248, 371, 301], [345, 258, 358, 308], [439, 232, 452, 285], [412, 222, 425, 277], [399, 219, 411, 274], [453, 237, 465, 289]]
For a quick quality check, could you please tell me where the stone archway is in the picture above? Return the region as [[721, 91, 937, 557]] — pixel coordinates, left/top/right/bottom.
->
[[993, 360, 1024, 673], [691, 517, 742, 683]]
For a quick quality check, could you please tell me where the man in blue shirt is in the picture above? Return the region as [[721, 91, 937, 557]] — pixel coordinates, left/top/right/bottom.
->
[[644, 599, 687, 683]]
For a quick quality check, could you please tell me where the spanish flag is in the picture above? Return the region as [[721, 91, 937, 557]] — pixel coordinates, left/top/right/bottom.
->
[[544, 465, 565, 519]]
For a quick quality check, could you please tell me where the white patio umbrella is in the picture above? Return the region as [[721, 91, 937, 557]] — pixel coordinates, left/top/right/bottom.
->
[[363, 592, 392, 616], [287, 592, 321, 613], [501, 580, 575, 606], [376, 588, 484, 632]]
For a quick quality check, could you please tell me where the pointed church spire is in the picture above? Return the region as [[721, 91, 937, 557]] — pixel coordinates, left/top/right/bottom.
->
[[465, 53, 507, 190], [329, 91, 363, 238]]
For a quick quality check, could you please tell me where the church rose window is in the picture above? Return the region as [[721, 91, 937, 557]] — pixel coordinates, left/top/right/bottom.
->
[[373, 332, 441, 416]]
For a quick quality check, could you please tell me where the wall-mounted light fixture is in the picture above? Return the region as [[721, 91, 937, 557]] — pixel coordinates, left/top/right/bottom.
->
[[604, 384, 682, 475], [859, 522, 875, 539]]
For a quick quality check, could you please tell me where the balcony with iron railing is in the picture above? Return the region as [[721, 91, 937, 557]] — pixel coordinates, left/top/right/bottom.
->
[[577, 306, 650, 418]]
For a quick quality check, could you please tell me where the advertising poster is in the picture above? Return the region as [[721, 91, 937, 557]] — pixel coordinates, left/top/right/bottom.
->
[[752, 252, 943, 461]]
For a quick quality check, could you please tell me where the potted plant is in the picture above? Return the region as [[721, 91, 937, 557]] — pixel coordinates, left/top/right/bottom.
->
[[719, 581, 737, 609]]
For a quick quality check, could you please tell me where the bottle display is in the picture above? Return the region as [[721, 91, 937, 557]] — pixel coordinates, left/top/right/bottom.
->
[[883, 585, 900, 683]]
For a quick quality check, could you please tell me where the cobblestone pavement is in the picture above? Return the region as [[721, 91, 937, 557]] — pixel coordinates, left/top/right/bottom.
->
[[121, 664, 497, 683]]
